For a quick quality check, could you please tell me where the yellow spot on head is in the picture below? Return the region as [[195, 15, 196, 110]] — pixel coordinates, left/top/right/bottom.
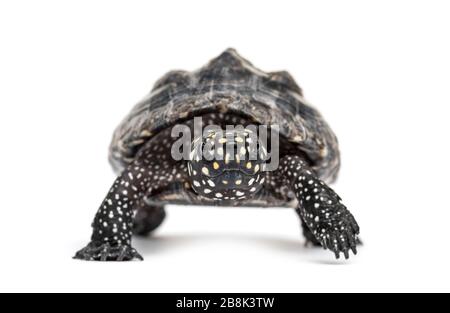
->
[[213, 162, 220, 170], [293, 135, 303, 143], [246, 162, 252, 169], [140, 130, 152, 137], [236, 180, 242, 185]]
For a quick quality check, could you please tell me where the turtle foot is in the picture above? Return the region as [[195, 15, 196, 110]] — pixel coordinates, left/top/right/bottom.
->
[[74, 242, 143, 261]]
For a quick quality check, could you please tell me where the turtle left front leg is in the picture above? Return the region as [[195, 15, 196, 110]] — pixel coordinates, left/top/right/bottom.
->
[[280, 156, 360, 259], [74, 160, 158, 261]]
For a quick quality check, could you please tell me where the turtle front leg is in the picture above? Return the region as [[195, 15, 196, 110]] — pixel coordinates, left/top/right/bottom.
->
[[298, 217, 322, 247], [280, 156, 360, 259], [74, 163, 151, 261]]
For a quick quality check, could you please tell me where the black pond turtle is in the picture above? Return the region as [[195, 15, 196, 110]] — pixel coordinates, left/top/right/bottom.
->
[[75, 49, 360, 261]]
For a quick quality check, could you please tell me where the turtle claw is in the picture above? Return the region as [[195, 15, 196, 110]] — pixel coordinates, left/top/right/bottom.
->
[[318, 211, 360, 260], [324, 230, 359, 260], [74, 242, 143, 262]]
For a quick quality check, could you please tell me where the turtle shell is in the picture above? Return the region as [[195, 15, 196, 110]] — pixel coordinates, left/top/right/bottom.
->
[[109, 49, 340, 182]]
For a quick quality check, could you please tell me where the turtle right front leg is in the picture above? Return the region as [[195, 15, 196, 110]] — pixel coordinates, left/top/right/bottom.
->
[[73, 155, 168, 261], [298, 216, 322, 247], [280, 155, 360, 259]]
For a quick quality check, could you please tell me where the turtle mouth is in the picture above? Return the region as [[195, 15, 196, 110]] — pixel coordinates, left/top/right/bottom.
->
[[212, 171, 260, 188], [188, 167, 265, 200]]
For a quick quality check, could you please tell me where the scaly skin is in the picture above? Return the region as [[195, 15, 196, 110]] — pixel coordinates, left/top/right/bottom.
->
[[280, 156, 360, 259], [74, 141, 187, 261]]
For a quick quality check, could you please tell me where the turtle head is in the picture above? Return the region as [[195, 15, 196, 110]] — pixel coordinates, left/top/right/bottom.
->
[[188, 129, 267, 201]]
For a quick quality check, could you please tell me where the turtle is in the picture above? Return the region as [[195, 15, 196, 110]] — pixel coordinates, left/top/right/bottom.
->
[[74, 48, 360, 261]]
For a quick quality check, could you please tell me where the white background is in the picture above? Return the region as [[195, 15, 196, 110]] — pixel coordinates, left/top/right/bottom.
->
[[1, 0, 449, 293]]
